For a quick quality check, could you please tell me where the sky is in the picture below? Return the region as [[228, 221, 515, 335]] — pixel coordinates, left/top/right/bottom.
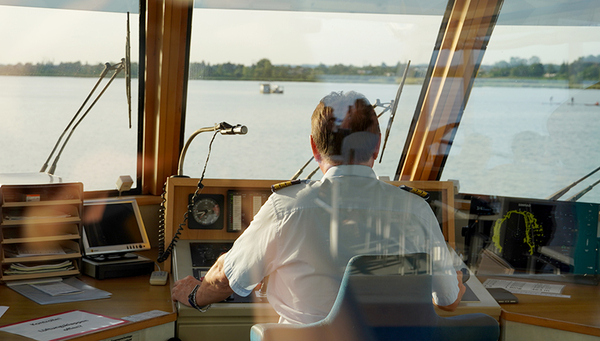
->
[[1, 5, 600, 67], [0, 6, 137, 66]]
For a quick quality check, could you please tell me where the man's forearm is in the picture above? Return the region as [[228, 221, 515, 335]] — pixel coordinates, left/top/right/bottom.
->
[[171, 253, 234, 308], [435, 270, 466, 312], [195, 253, 234, 306]]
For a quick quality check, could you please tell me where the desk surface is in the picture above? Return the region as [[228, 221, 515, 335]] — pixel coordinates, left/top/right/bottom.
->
[[0, 251, 176, 341], [480, 276, 600, 337]]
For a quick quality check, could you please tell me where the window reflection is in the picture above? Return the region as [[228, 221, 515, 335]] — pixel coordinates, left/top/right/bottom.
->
[[442, 7, 600, 204]]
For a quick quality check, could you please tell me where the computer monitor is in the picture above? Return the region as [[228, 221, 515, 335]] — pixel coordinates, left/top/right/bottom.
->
[[466, 194, 599, 282], [82, 198, 151, 259]]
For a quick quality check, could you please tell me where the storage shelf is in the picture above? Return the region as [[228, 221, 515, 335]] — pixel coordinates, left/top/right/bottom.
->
[[2, 234, 80, 244], [1, 269, 80, 281], [1, 224, 80, 244], [0, 261, 80, 282], [2, 199, 83, 208], [1, 182, 83, 282], [1, 216, 81, 227], [2, 252, 82, 264]]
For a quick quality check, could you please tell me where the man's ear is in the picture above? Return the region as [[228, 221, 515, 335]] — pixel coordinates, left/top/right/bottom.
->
[[310, 135, 321, 162], [373, 133, 382, 160]]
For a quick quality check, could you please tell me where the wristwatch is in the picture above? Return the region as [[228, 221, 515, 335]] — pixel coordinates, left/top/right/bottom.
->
[[188, 284, 211, 312]]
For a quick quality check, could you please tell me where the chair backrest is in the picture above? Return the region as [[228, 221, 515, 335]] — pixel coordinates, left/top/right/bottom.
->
[[344, 254, 499, 341], [339, 254, 438, 341], [348, 253, 431, 276], [251, 254, 499, 341]]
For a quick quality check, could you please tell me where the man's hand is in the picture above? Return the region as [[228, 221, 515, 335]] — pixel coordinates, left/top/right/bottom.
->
[[171, 275, 203, 307], [435, 270, 467, 312], [171, 253, 235, 308]]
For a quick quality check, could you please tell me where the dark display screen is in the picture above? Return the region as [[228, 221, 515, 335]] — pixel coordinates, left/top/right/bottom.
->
[[468, 195, 599, 276]]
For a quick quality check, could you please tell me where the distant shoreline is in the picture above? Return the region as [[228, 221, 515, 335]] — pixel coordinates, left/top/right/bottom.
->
[[2, 55, 599, 89], [473, 78, 599, 89], [315, 76, 598, 89], [0, 73, 598, 89]]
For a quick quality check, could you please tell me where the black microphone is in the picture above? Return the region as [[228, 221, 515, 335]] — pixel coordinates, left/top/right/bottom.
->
[[176, 122, 248, 176], [219, 122, 248, 135]]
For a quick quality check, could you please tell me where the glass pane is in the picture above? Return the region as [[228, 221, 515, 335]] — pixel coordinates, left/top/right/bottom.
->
[[0, 5, 139, 191], [441, 3, 600, 204], [183, 8, 445, 181]]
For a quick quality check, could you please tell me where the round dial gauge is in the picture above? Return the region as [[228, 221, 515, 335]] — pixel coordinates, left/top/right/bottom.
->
[[192, 197, 221, 226]]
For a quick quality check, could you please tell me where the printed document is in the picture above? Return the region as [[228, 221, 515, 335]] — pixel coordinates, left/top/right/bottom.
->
[[484, 279, 570, 298], [0, 310, 126, 341]]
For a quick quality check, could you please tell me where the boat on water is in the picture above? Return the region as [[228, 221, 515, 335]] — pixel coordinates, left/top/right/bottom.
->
[[259, 83, 284, 94]]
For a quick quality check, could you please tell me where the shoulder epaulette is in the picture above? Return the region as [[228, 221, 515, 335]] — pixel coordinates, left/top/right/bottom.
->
[[399, 185, 430, 200], [271, 179, 307, 192]]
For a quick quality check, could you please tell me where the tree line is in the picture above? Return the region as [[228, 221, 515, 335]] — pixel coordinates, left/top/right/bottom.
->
[[478, 55, 600, 83], [188, 58, 420, 81], [0, 56, 599, 85], [0, 61, 139, 78]]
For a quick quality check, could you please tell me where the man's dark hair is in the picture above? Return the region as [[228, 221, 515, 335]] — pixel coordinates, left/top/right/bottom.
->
[[311, 91, 380, 165]]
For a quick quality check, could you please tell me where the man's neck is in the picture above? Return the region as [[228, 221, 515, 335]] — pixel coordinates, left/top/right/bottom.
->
[[319, 160, 374, 175]]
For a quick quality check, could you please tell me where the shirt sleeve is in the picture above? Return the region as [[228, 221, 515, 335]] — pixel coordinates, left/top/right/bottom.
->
[[431, 245, 460, 306], [426, 209, 460, 306], [224, 196, 280, 297]]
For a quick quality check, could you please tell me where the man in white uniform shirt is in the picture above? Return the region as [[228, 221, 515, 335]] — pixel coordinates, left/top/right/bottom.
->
[[172, 91, 465, 324]]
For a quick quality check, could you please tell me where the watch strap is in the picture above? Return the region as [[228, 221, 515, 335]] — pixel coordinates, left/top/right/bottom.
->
[[188, 284, 211, 312]]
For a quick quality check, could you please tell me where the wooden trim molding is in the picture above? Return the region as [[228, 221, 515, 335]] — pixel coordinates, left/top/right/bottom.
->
[[502, 308, 600, 337], [397, 0, 503, 181], [142, 0, 192, 195]]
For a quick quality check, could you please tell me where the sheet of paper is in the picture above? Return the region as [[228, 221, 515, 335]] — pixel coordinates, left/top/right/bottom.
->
[[31, 282, 83, 296], [483, 279, 570, 298], [0, 306, 8, 318], [121, 310, 170, 322], [0, 310, 127, 341], [6, 277, 63, 287], [8, 277, 111, 305]]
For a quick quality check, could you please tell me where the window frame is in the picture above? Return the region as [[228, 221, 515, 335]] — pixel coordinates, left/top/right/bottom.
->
[[140, 0, 503, 193]]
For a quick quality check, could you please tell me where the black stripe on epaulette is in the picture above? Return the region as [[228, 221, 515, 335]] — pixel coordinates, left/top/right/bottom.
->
[[271, 179, 304, 192], [399, 185, 430, 201]]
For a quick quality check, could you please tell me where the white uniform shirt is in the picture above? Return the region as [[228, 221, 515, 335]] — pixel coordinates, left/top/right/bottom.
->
[[224, 165, 459, 324]]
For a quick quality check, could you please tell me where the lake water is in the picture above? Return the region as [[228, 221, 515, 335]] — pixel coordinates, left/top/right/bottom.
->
[[1, 75, 599, 204]]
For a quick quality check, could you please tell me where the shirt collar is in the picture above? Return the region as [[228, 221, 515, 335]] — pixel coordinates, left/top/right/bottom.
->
[[322, 165, 377, 181]]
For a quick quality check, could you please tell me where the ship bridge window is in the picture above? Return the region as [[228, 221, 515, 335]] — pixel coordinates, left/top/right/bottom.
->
[[182, 5, 446, 181], [440, 0, 600, 204], [0, 2, 140, 192]]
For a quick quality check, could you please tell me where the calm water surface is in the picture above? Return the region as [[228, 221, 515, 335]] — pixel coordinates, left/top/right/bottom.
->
[[1, 76, 599, 203]]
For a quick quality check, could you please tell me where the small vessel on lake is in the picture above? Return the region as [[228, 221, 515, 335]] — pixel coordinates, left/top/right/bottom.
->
[[259, 83, 284, 94]]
